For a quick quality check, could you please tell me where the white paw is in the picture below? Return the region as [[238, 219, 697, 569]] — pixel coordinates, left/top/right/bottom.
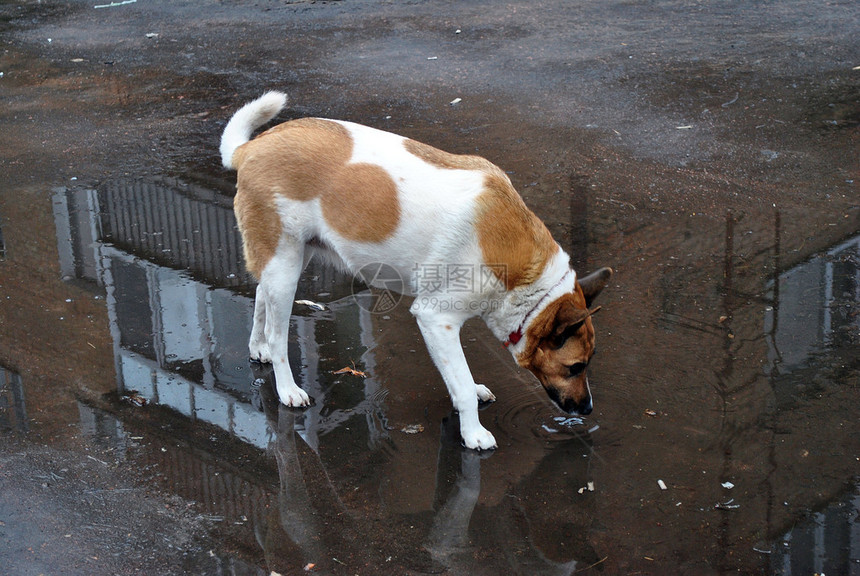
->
[[249, 341, 272, 364], [462, 426, 497, 451], [277, 385, 311, 407], [476, 384, 496, 403]]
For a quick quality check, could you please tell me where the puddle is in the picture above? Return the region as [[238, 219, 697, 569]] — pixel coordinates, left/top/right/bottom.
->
[[0, 175, 856, 574], [2, 0, 858, 570], [768, 481, 860, 575]]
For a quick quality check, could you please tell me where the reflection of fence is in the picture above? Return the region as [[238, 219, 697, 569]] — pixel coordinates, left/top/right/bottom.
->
[[77, 402, 272, 575], [99, 177, 253, 287], [145, 438, 277, 527], [0, 220, 6, 260]]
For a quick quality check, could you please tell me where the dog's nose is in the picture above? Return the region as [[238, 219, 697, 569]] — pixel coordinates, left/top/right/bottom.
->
[[572, 378, 594, 415], [576, 396, 593, 415], [566, 395, 593, 416], [556, 394, 592, 415], [546, 385, 593, 416]]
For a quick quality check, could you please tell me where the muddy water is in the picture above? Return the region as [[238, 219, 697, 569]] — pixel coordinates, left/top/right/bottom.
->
[[2, 170, 855, 574], [2, 0, 859, 574]]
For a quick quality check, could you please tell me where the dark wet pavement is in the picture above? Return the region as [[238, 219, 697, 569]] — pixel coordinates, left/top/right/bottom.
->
[[1, 1, 859, 574]]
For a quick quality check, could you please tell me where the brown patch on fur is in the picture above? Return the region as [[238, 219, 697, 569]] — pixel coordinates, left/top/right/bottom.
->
[[405, 138, 557, 290], [322, 162, 400, 243], [232, 118, 401, 275], [234, 118, 353, 202], [404, 139, 502, 173], [475, 173, 557, 290], [233, 189, 282, 279]]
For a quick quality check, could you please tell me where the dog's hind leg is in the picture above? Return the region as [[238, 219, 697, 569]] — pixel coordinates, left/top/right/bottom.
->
[[249, 284, 272, 363], [249, 247, 318, 364], [260, 239, 311, 407]]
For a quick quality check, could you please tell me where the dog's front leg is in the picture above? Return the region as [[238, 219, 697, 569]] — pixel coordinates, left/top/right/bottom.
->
[[413, 312, 497, 451]]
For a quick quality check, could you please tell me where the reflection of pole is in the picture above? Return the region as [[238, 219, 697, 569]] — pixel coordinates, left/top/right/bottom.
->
[[0, 218, 6, 261], [764, 208, 782, 555], [715, 209, 736, 571], [568, 174, 590, 270], [100, 253, 127, 394], [772, 210, 781, 347], [723, 209, 734, 317], [0, 368, 28, 434]]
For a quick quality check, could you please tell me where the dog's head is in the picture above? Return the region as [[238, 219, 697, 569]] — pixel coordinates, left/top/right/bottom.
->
[[518, 267, 613, 415]]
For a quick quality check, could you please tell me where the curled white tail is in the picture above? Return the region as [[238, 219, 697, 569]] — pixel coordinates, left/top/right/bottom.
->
[[220, 91, 288, 169]]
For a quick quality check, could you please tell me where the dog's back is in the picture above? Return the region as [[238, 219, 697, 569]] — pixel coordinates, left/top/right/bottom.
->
[[224, 94, 556, 296]]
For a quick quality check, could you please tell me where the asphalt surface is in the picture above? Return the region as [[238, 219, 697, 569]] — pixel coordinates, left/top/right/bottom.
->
[[1, 1, 858, 575]]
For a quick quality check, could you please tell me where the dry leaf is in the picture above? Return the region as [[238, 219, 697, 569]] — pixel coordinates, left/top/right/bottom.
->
[[332, 362, 367, 378]]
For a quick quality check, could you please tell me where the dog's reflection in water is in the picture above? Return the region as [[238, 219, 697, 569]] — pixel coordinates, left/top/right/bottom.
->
[[254, 378, 599, 575]]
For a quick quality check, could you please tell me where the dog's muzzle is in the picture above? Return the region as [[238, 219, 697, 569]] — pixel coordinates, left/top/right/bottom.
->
[[568, 394, 593, 416], [546, 386, 593, 416]]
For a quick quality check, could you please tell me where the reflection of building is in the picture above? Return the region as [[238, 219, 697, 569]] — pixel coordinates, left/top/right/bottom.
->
[[589, 206, 860, 572], [770, 485, 860, 575], [52, 182, 387, 450], [50, 178, 398, 569], [763, 233, 860, 574], [766, 234, 859, 369]]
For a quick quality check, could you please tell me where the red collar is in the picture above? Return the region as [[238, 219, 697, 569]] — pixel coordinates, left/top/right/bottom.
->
[[503, 329, 523, 348], [503, 270, 573, 348]]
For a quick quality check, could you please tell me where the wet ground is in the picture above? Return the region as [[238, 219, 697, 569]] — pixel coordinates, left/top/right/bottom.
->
[[1, 0, 859, 574]]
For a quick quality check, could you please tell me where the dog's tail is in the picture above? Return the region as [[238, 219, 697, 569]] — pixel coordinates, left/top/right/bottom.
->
[[220, 91, 288, 169]]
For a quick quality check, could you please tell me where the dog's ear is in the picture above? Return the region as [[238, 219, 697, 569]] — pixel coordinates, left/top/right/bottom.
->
[[577, 267, 613, 307], [552, 305, 593, 337], [548, 304, 601, 348]]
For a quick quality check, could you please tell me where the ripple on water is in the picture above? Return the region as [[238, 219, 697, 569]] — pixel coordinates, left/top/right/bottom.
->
[[490, 386, 597, 445]]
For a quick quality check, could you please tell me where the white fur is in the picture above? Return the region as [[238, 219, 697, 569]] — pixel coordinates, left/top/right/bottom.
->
[[220, 91, 287, 168], [222, 92, 579, 451], [315, 120, 490, 286]]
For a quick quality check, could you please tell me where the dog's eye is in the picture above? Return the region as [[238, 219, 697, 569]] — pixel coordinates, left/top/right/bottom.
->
[[568, 362, 587, 377]]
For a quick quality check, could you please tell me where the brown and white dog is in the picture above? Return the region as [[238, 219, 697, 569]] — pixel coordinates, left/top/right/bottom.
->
[[220, 91, 612, 450]]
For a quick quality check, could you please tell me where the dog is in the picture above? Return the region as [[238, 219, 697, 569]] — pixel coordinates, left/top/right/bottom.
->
[[220, 91, 612, 450]]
